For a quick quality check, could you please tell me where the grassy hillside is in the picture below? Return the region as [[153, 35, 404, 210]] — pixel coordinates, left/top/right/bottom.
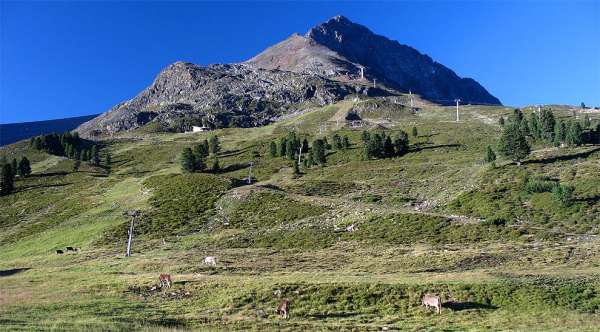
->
[[1, 100, 599, 331]]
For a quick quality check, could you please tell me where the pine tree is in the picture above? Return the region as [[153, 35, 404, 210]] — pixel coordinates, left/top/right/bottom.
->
[[554, 120, 566, 147], [180, 148, 196, 173], [269, 141, 277, 157], [342, 136, 351, 149], [302, 138, 309, 153], [312, 139, 326, 165], [292, 159, 300, 175], [497, 122, 530, 164], [332, 133, 343, 150], [194, 143, 209, 159], [393, 131, 409, 156], [73, 160, 81, 172], [286, 139, 295, 160], [11, 158, 17, 173], [105, 152, 112, 167], [209, 136, 220, 155], [412, 126, 418, 138], [279, 137, 287, 158], [566, 121, 583, 146], [211, 156, 220, 172], [202, 139, 209, 155], [539, 109, 556, 142], [383, 136, 395, 158], [91, 145, 100, 165], [361, 130, 370, 143], [0, 164, 14, 195], [484, 145, 496, 163], [33, 136, 42, 150], [499, 116, 505, 126], [306, 152, 314, 168], [17, 157, 31, 177]]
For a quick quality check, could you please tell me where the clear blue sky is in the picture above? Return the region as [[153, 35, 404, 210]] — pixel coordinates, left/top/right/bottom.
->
[[1, 1, 598, 124]]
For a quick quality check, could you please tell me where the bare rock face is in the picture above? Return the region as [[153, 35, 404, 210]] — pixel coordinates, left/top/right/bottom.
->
[[249, 15, 501, 106], [77, 62, 366, 136]]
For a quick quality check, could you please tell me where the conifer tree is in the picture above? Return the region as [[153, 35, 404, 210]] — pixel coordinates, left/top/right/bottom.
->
[[312, 139, 326, 165], [394, 131, 409, 156], [499, 116, 505, 126], [73, 160, 81, 172], [484, 145, 496, 163], [91, 145, 100, 165], [105, 152, 112, 167], [209, 135, 220, 155], [211, 156, 220, 172], [279, 137, 287, 158], [383, 136, 395, 158], [0, 163, 14, 195], [361, 130, 370, 143], [11, 158, 17, 173], [539, 109, 556, 142], [583, 114, 591, 129], [332, 133, 343, 150], [498, 122, 530, 164], [181, 148, 196, 173], [17, 157, 31, 177], [412, 126, 418, 137], [554, 120, 566, 147], [342, 136, 351, 149], [269, 141, 277, 157], [566, 121, 583, 146], [302, 138, 309, 153], [293, 159, 300, 175], [286, 139, 296, 160]]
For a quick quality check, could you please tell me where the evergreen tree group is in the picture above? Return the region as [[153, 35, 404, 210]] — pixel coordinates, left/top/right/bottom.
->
[[0, 156, 30, 195], [30, 131, 101, 165], [362, 130, 409, 160], [181, 137, 218, 173]]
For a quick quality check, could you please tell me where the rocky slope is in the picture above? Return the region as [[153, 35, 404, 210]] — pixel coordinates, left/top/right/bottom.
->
[[77, 62, 382, 136], [248, 15, 501, 106], [78, 15, 500, 136]]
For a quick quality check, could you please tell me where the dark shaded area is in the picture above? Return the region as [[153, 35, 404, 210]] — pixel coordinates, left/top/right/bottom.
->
[[524, 147, 600, 165], [306, 312, 360, 319], [411, 143, 462, 153], [221, 163, 250, 173], [29, 172, 69, 178], [0, 268, 30, 277], [17, 182, 72, 192], [0, 114, 98, 147], [443, 301, 498, 311]]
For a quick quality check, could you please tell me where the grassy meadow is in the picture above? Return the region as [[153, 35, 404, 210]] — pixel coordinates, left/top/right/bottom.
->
[[1, 99, 599, 331]]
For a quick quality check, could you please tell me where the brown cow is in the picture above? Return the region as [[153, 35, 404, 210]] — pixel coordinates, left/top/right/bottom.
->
[[276, 299, 290, 319], [422, 293, 442, 314], [159, 274, 172, 288]]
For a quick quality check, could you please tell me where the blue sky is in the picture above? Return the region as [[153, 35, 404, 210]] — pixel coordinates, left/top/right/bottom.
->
[[1, 1, 598, 124]]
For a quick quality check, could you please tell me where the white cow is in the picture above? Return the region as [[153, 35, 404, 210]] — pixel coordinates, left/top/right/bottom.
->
[[422, 293, 442, 314], [204, 256, 217, 266]]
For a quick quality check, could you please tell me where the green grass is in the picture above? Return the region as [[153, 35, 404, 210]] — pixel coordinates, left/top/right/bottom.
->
[[1, 100, 600, 330]]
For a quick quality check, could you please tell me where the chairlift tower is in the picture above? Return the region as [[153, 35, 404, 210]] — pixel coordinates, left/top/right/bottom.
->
[[247, 161, 254, 184], [454, 99, 461, 122], [124, 210, 141, 257]]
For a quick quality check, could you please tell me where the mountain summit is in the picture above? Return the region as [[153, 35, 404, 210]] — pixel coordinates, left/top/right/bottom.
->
[[77, 16, 500, 136], [247, 15, 500, 105]]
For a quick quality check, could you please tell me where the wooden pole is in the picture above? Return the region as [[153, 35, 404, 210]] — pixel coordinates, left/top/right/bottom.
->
[[125, 216, 134, 257]]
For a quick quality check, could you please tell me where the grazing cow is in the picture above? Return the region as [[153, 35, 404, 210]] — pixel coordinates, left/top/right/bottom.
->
[[345, 224, 357, 232], [276, 299, 290, 319], [204, 256, 217, 266], [56, 249, 64, 255], [66, 246, 75, 251], [159, 274, 172, 288], [422, 293, 442, 314]]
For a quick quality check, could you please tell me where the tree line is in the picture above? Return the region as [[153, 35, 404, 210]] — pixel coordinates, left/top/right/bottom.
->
[[0, 156, 31, 195], [30, 132, 101, 165], [181, 135, 222, 173], [492, 108, 600, 164]]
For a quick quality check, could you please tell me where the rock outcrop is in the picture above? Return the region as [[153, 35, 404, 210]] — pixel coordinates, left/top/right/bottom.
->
[[248, 15, 501, 106]]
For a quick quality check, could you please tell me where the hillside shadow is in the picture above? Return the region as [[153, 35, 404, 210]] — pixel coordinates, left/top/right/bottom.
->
[[222, 163, 250, 173], [219, 145, 256, 158], [30, 171, 69, 178], [443, 301, 498, 311], [18, 182, 72, 192], [411, 144, 462, 153], [0, 267, 30, 277], [524, 147, 600, 165], [306, 312, 360, 319]]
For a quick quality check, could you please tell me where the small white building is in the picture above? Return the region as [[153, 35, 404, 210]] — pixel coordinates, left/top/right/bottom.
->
[[191, 126, 210, 133]]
